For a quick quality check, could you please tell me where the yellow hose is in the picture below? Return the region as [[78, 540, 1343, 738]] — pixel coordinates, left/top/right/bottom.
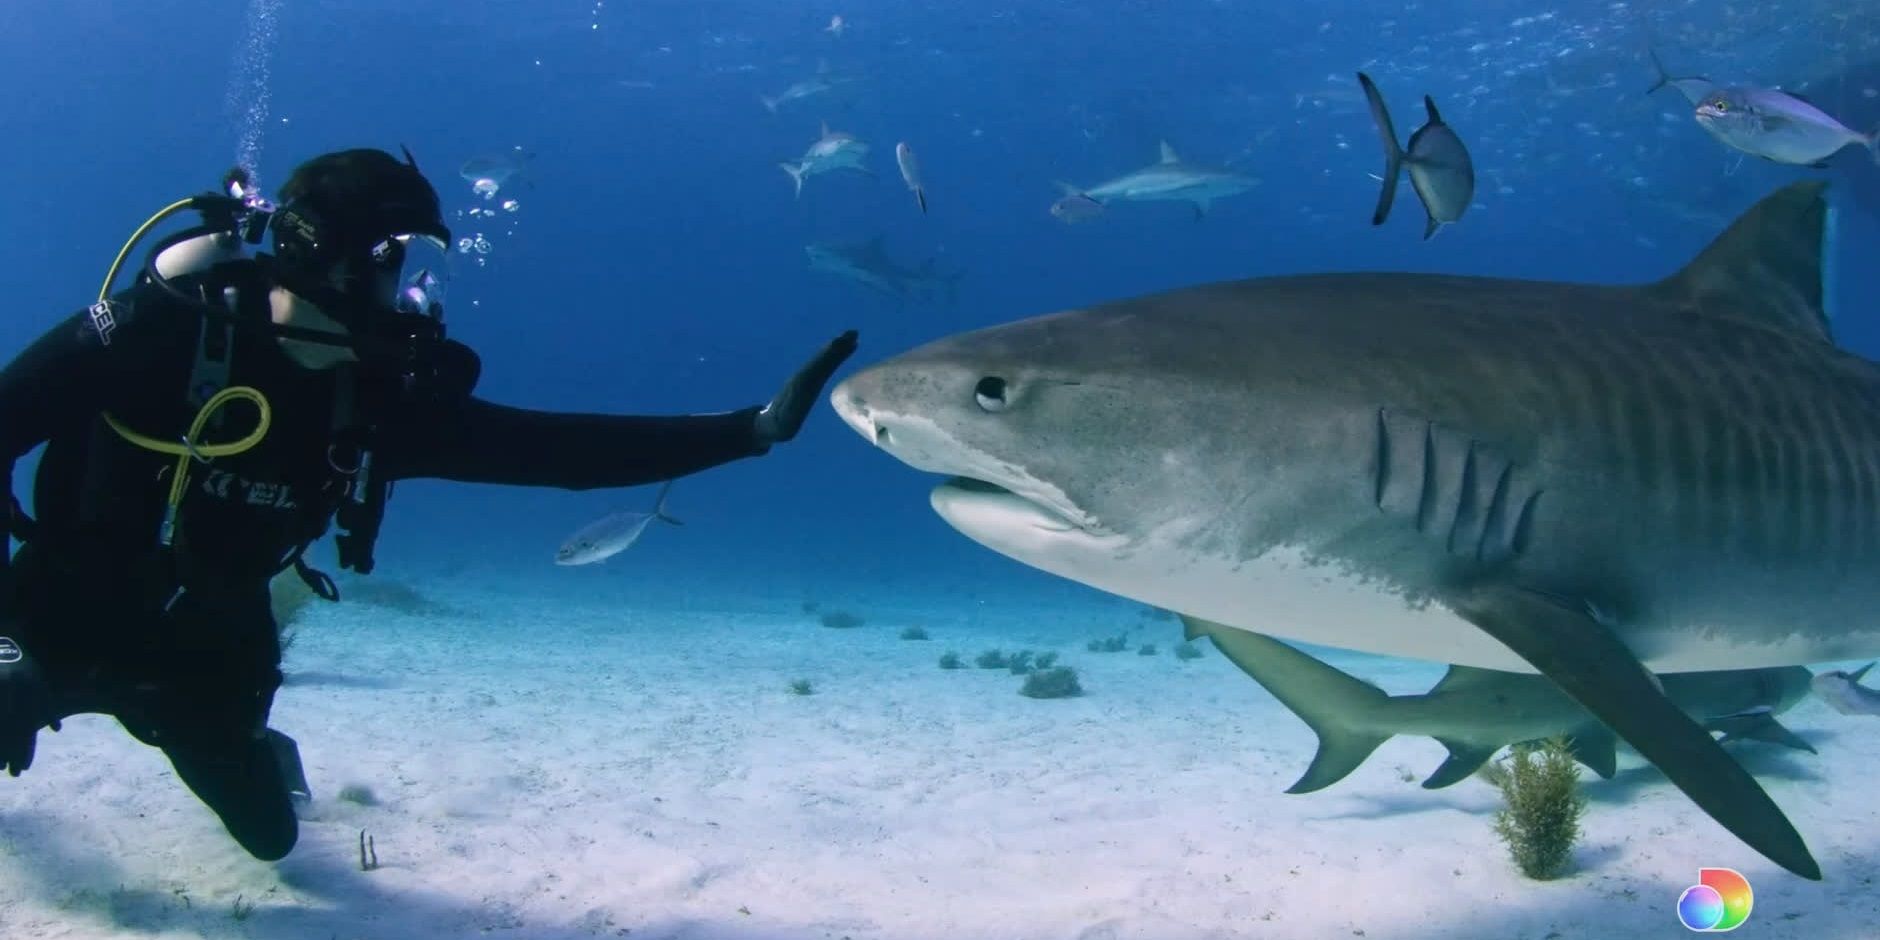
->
[[95, 198, 275, 544]]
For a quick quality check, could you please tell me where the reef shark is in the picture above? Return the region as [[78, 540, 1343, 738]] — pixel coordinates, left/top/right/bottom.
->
[[806, 238, 961, 305], [827, 181, 1880, 880], [1181, 616, 1815, 794], [1055, 141, 1258, 219]]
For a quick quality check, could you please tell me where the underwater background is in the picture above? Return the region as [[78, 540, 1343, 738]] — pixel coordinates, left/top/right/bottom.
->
[[3, 1, 1880, 938]]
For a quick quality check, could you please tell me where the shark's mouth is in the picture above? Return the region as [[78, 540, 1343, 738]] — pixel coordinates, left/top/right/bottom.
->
[[930, 476, 1095, 536]]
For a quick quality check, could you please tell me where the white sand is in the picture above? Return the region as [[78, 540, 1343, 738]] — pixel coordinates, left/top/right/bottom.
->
[[1, 579, 1876, 940]]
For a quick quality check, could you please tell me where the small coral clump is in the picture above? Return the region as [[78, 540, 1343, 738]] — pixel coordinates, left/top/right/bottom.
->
[[338, 784, 379, 807], [976, 650, 1009, 670], [819, 610, 865, 629], [1484, 738, 1587, 880], [900, 626, 930, 641], [1007, 650, 1035, 675], [938, 651, 963, 670], [788, 679, 815, 696], [1173, 641, 1204, 661], [1138, 643, 1158, 656], [1034, 652, 1059, 670], [1021, 666, 1084, 699], [1086, 634, 1129, 653]]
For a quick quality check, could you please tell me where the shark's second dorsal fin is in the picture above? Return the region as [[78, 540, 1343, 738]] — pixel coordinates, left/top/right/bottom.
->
[[1158, 140, 1180, 164], [1651, 180, 1833, 344], [1427, 664, 1506, 694]]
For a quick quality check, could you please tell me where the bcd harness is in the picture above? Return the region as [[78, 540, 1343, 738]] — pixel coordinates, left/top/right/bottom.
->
[[7, 268, 393, 610]]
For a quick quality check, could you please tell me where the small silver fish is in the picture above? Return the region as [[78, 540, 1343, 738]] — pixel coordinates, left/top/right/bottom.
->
[[1358, 72, 1475, 240], [1812, 662, 1880, 716], [554, 481, 683, 566], [1695, 86, 1880, 167], [895, 142, 926, 214]]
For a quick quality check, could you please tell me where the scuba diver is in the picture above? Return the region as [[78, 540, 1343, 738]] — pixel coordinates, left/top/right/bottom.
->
[[0, 147, 858, 861]]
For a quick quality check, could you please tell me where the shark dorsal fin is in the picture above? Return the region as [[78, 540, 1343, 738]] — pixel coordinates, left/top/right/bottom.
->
[[1423, 95, 1444, 124], [1851, 661, 1876, 683], [1652, 180, 1832, 344], [1158, 140, 1180, 164], [1427, 664, 1506, 694]]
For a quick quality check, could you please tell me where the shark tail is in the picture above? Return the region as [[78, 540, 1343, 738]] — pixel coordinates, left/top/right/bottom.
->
[[1356, 72, 1404, 227], [1181, 616, 1392, 794], [779, 162, 806, 198], [652, 480, 683, 526], [914, 187, 928, 215]]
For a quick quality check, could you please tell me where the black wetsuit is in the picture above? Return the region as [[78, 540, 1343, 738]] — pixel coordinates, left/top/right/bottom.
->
[[0, 261, 769, 860]]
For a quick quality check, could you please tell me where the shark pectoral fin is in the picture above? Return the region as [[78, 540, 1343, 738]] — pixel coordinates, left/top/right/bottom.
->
[[1182, 616, 1392, 794], [1566, 727, 1618, 778], [1422, 215, 1442, 240], [1422, 740, 1498, 789], [1448, 584, 1820, 880]]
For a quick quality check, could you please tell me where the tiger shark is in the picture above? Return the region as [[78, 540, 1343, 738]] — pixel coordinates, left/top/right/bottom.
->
[[828, 181, 1877, 880]]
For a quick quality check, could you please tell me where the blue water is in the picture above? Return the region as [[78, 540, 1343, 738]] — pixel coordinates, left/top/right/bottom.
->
[[2, 1, 1879, 935], [2, 0, 1874, 603]]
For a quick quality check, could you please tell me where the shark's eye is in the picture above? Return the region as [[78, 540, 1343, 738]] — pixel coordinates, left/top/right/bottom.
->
[[974, 376, 1009, 412]]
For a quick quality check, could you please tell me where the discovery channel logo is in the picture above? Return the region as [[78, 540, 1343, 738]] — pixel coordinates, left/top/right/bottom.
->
[[1677, 868, 1752, 932]]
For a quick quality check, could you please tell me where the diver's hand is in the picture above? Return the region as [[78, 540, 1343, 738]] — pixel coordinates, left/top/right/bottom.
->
[[0, 636, 59, 777], [754, 330, 859, 446]]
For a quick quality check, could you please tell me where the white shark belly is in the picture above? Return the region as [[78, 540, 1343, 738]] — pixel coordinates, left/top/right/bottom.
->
[[930, 487, 1880, 672]]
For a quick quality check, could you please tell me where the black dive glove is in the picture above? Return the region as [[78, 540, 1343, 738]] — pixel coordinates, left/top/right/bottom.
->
[[0, 635, 59, 777], [753, 330, 860, 446]]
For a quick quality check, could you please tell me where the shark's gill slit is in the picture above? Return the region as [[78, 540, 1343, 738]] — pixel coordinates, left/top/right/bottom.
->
[[1480, 462, 1515, 562], [1511, 488, 1542, 556], [1416, 422, 1440, 534], [1373, 408, 1391, 509], [1447, 440, 1481, 555]]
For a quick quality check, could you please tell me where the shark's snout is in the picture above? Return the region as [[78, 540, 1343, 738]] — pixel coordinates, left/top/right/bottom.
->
[[829, 377, 883, 446]]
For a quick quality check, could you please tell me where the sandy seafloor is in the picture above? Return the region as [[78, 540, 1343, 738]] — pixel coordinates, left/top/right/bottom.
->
[[1, 571, 1877, 940]]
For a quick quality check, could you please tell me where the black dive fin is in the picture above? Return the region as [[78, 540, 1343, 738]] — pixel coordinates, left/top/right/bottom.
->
[[1423, 739, 1498, 789], [1448, 584, 1821, 880]]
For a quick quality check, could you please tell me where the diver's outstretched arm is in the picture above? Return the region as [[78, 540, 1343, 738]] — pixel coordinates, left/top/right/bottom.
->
[[379, 330, 859, 489]]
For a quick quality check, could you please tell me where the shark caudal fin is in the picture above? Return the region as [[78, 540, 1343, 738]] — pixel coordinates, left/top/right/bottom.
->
[[780, 162, 807, 198], [1181, 616, 1392, 794]]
